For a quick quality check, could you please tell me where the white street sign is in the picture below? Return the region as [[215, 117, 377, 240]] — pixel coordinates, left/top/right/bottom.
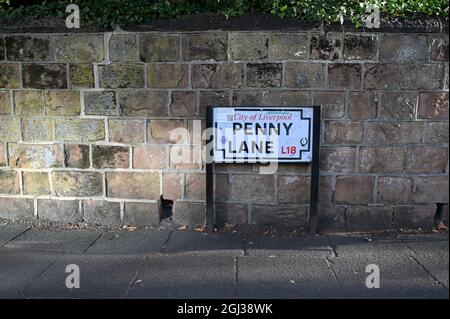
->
[[213, 107, 314, 163]]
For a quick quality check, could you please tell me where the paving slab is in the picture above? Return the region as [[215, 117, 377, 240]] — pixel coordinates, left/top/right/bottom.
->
[[0, 224, 30, 246], [237, 256, 340, 298], [19, 254, 144, 298], [327, 243, 448, 298], [0, 249, 62, 298], [86, 229, 170, 255], [401, 239, 449, 289], [245, 235, 332, 257], [3, 228, 102, 253], [327, 235, 408, 257], [127, 255, 236, 298], [398, 233, 448, 243], [162, 230, 244, 256]]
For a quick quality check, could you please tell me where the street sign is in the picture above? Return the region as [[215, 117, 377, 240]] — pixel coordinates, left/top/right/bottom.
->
[[212, 107, 314, 163], [205, 105, 321, 234]]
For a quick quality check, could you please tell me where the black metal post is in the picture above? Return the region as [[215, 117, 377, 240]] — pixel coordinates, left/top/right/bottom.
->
[[205, 106, 214, 231], [309, 106, 321, 235]]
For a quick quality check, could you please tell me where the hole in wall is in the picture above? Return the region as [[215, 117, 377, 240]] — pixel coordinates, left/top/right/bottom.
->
[[434, 203, 445, 224], [160, 195, 173, 219], [159, 195, 178, 230]]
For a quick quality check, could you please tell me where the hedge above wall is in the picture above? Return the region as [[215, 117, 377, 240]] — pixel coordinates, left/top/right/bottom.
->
[[0, 0, 449, 30]]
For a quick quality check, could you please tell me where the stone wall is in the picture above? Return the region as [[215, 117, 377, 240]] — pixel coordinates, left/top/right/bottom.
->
[[0, 29, 448, 231]]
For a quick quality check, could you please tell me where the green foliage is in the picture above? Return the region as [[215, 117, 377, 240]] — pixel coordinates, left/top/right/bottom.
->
[[269, 0, 449, 27], [0, 0, 448, 29]]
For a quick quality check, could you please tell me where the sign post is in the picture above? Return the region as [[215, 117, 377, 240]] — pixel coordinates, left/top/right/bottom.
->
[[309, 106, 321, 234], [206, 106, 320, 234], [205, 106, 215, 231]]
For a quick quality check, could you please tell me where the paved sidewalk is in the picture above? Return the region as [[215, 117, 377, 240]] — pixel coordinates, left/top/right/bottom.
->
[[0, 223, 448, 299]]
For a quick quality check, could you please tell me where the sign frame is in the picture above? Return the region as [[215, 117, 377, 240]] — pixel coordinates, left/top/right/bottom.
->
[[205, 105, 321, 234], [212, 106, 314, 163]]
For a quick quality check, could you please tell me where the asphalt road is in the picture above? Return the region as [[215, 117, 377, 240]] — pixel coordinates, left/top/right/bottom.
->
[[0, 223, 448, 299]]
